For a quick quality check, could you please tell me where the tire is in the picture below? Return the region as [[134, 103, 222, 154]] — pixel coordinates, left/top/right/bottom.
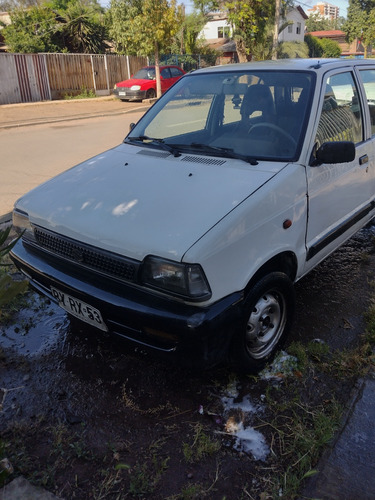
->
[[146, 88, 156, 99], [230, 272, 295, 373]]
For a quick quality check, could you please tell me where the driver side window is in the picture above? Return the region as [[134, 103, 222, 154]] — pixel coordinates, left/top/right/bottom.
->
[[314, 72, 363, 149]]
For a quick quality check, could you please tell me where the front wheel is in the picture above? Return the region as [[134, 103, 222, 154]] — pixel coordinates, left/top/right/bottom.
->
[[146, 88, 156, 99], [230, 272, 295, 373]]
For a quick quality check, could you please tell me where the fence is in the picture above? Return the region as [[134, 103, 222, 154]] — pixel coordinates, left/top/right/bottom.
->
[[0, 53, 148, 105]]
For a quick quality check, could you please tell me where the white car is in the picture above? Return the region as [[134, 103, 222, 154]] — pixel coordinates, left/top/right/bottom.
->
[[10, 59, 375, 372]]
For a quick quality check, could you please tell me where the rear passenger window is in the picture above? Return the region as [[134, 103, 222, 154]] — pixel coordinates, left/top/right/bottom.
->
[[359, 69, 375, 135], [315, 72, 363, 149]]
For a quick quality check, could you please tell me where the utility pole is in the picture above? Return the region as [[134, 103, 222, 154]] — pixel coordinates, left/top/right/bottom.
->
[[272, 0, 281, 60]]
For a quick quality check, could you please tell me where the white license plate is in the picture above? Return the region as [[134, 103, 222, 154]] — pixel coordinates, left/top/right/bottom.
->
[[119, 91, 126, 96], [51, 287, 108, 331]]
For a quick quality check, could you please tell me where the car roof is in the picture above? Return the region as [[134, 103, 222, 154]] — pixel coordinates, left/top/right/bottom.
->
[[192, 58, 375, 75]]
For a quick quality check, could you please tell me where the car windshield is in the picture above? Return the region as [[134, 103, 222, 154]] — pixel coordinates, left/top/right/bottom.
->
[[126, 69, 314, 161], [133, 68, 156, 80]]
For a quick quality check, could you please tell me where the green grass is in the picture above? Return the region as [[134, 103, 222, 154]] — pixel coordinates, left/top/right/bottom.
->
[[63, 88, 97, 100]]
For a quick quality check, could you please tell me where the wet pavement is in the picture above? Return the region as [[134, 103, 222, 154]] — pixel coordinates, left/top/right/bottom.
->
[[1, 98, 375, 499], [301, 375, 375, 500]]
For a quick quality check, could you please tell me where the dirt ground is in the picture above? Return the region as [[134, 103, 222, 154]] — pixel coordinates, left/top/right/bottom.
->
[[1, 223, 375, 499]]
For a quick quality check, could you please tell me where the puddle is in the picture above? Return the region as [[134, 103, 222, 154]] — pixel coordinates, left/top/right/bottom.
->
[[0, 292, 68, 357]]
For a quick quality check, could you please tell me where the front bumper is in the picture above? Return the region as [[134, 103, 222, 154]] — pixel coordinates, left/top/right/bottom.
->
[[114, 88, 147, 101], [10, 240, 243, 368]]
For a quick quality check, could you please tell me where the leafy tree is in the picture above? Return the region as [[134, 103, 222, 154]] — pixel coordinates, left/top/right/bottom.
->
[[3, 0, 108, 53], [109, 0, 182, 97], [304, 33, 341, 58], [180, 11, 206, 54], [193, 0, 219, 15], [319, 37, 341, 57], [305, 11, 345, 32], [278, 40, 309, 58], [58, 0, 109, 53], [304, 33, 324, 57], [225, 0, 275, 62], [3, 5, 62, 53], [344, 0, 375, 57]]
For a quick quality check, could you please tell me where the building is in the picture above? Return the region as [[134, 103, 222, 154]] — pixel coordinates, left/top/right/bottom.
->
[[201, 5, 308, 64], [307, 2, 340, 20], [278, 6, 308, 43], [308, 30, 366, 57]]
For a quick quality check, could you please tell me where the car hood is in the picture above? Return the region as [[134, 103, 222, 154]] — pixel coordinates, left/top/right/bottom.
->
[[17, 143, 287, 262], [117, 78, 150, 88]]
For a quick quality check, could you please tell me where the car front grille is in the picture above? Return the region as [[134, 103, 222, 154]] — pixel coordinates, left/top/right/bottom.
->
[[33, 226, 140, 283]]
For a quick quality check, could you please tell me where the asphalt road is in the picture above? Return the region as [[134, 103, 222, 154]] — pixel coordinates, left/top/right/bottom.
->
[[0, 99, 148, 217]]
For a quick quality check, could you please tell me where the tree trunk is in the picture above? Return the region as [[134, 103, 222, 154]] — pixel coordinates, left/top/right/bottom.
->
[[272, 0, 281, 60], [235, 37, 251, 62], [154, 41, 162, 98]]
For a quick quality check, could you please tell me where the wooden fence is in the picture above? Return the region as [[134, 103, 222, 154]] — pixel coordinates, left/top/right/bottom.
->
[[0, 53, 148, 105]]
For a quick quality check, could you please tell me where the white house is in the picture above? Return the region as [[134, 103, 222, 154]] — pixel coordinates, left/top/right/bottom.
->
[[200, 12, 232, 42], [201, 6, 308, 45], [278, 6, 308, 43]]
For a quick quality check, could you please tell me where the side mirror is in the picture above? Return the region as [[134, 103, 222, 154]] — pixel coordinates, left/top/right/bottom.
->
[[129, 122, 135, 132], [311, 141, 355, 166]]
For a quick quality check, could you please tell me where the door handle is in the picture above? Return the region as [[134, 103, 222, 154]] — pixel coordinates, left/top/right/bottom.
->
[[359, 154, 369, 165]]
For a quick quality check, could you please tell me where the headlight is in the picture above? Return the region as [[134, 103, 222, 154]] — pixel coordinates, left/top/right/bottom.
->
[[12, 209, 34, 239], [131, 85, 141, 91], [141, 256, 211, 301]]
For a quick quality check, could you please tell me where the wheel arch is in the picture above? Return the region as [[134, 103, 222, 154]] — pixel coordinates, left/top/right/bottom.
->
[[245, 251, 298, 295]]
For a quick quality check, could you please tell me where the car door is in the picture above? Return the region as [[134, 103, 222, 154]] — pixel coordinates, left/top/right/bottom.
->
[[160, 67, 172, 92], [304, 69, 375, 273]]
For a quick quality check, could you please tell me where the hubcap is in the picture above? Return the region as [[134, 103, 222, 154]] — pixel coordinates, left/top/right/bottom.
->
[[245, 291, 287, 359]]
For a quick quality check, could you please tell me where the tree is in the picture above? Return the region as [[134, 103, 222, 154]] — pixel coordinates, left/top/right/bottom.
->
[[319, 37, 341, 57], [58, 0, 109, 53], [305, 11, 345, 32], [109, 0, 182, 97], [344, 0, 375, 57], [304, 33, 341, 58], [179, 11, 206, 54], [278, 40, 309, 58], [304, 33, 324, 57], [3, 0, 108, 53], [225, 0, 274, 62], [3, 5, 62, 52]]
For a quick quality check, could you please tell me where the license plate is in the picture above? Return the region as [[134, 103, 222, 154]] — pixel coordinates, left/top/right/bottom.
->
[[51, 287, 108, 331], [119, 91, 126, 96]]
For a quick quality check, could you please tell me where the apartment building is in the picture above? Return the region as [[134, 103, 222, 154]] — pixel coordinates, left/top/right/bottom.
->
[[308, 2, 340, 20]]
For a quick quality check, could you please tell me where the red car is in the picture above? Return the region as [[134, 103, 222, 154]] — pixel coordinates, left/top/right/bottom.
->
[[114, 65, 186, 101]]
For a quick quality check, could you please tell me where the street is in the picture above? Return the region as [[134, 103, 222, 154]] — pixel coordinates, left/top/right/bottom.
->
[[0, 110, 145, 216]]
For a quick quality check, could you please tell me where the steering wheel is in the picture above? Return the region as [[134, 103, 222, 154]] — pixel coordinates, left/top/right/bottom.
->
[[248, 123, 297, 147]]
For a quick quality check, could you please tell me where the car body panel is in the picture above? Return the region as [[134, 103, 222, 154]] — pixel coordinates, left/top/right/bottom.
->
[[15, 143, 280, 264]]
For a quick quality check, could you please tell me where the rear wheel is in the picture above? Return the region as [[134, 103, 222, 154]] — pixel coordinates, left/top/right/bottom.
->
[[231, 272, 295, 373], [146, 88, 156, 99]]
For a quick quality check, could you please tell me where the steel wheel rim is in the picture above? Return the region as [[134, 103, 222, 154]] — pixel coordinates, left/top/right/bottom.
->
[[245, 290, 287, 359]]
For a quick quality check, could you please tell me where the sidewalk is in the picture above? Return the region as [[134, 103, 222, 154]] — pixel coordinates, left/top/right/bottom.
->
[[300, 373, 375, 499], [0, 96, 151, 130]]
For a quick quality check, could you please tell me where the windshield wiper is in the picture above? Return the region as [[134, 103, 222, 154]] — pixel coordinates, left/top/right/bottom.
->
[[190, 143, 258, 165], [127, 135, 181, 157]]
